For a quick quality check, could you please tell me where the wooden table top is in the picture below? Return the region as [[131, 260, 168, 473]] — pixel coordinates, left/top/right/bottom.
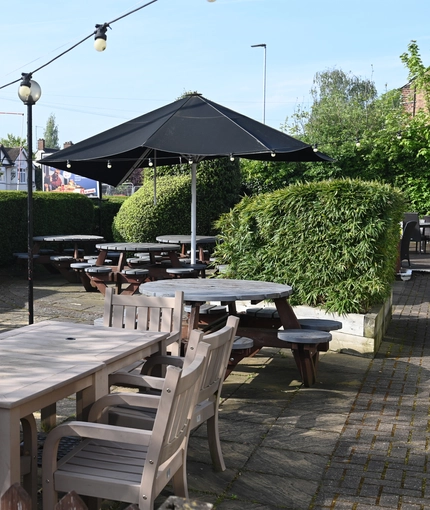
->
[[156, 235, 218, 245], [96, 242, 181, 252], [0, 321, 168, 408], [33, 235, 104, 243], [140, 278, 293, 302]]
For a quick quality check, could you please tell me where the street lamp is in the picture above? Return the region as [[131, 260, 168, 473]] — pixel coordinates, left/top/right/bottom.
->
[[18, 73, 41, 325], [251, 43, 267, 124]]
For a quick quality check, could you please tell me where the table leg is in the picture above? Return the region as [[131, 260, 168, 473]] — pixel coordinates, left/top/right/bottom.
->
[[188, 303, 201, 339], [41, 403, 56, 431], [290, 343, 319, 387], [0, 408, 21, 500], [76, 369, 108, 421], [274, 297, 301, 329]]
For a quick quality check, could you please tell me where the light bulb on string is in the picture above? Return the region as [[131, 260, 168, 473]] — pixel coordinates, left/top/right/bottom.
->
[[66, 160, 71, 169], [107, 160, 112, 169]]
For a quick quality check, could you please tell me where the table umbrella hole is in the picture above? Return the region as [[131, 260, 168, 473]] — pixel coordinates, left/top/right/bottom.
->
[[65, 337, 76, 341]]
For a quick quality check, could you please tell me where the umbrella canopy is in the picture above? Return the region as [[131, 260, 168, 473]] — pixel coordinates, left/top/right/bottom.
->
[[39, 94, 332, 263], [39, 93, 332, 186]]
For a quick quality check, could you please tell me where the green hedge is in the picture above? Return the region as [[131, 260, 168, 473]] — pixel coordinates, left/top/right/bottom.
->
[[0, 192, 124, 266], [213, 179, 406, 314], [94, 196, 128, 241]]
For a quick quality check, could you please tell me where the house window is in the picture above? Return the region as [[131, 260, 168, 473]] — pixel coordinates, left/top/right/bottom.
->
[[18, 167, 26, 184], [0, 168, 5, 182]]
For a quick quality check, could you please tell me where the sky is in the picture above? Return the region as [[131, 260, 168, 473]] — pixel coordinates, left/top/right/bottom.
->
[[1, 0, 430, 147]]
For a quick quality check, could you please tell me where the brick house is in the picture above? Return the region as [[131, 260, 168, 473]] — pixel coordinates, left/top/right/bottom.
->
[[400, 80, 427, 115]]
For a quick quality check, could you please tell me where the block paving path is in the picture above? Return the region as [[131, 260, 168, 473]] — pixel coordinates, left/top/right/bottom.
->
[[0, 266, 429, 509]]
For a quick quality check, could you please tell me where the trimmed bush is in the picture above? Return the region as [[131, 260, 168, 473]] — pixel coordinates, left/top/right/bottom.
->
[[0, 191, 96, 265], [113, 159, 241, 242], [213, 179, 406, 314], [94, 196, 128, 241]]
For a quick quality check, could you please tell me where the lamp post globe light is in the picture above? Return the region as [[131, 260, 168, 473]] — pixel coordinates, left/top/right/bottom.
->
[[18, 73, 41, 325]]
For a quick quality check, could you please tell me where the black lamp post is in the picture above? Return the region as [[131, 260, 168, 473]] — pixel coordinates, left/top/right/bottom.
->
[[18, 73, 41, 325]]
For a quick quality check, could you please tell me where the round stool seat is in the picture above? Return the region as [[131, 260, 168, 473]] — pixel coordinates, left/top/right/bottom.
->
[[298, 318, 342, 331], [50, 255, 74, 262], [278, 329, 331, 344], [14, 253, 40, 259], [121, 269, 149, 276], [70, 262, 96, 269], [180, 262, 207, 270], [127, 258, 150, 265], [85, 266, 112, 274], [232, 336, 254, 350], [166, 268, 196, 275], [84, 255, 98, 261]]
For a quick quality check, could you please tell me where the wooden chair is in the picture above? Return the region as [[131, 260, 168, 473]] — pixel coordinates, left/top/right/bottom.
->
[[103, 287, 184, 361], [42, 340, 209, 510], [94, 316, 239, 472]]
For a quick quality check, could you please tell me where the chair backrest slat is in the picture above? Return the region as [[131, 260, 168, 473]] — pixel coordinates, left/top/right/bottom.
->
[[102, 288, 184, 354]]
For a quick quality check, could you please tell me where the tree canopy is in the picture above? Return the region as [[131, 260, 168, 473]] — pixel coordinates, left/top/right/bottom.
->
[[0, 134, 26, 149], [241, 41, 430, 214], [43, 113, 59, 149]]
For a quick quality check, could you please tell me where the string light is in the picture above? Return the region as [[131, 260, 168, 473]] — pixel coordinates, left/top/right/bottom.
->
[[271, 151, 276, 158], [313, 144, 318, 153], [148, 158, 153, 167], [107, 160, 112, 169], [355, 138, 361, 148], [66, 160, 71, 169], [229, 154, 235, 161]]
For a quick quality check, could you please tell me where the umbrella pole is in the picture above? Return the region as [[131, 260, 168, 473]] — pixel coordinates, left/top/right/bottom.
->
[[191, 162, 197, 265]]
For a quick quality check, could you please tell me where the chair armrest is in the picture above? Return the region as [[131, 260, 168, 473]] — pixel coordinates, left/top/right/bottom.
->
[[88, 392, 161, 422], [140, 355, 184, 375], [42, 419, 153, 478]]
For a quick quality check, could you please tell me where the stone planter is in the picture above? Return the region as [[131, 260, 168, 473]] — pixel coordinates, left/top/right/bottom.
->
[[292, 292, 392, 358]]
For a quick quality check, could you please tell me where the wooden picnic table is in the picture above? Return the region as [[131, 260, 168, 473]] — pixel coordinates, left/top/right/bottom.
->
[[31, 234, 105, 282], [0, 320, 170, 505], [140, 277, 298, 335], [156, 234, 218, 260], [139, 278, 332, 385], [80, 242, 183, 295]]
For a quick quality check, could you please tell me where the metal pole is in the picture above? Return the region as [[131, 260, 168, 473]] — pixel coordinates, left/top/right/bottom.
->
[[262, 44, 266, 124], [251, 43, 267, 124], [191, 162, 197, 265], [26, 101, 34, 324]]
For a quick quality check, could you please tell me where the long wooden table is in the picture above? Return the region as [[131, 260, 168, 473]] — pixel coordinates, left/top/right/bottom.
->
[[0, 321, 169, 504]]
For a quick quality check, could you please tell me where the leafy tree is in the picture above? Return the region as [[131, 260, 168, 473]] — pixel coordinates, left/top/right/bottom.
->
[[0, 134, 26, 149], [43, 113, 60, 149]]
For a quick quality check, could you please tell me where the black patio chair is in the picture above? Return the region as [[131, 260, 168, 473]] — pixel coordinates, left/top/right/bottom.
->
[[400, 220, 418, 266]]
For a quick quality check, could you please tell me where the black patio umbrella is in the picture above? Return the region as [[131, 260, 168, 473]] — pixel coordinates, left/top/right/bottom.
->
[[40, 93, 332, 262]]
